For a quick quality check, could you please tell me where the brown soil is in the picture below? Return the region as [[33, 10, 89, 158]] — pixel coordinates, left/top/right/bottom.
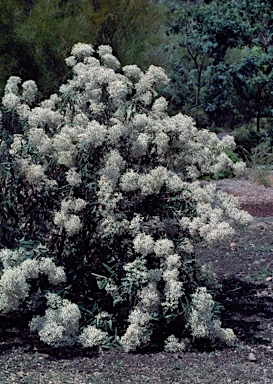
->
[[213, 177, 273, 217], [1, 177, 273, 383]]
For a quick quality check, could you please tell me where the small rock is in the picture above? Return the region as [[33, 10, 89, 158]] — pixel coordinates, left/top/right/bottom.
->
[[16, 371, 25, 377], [265, 276, 272, 282], [248, 352, 257, 362], [260, 290, 268, 296], [39, 353, 50, 359]]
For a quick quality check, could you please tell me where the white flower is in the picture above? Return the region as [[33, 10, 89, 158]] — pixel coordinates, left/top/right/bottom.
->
[[97, 45, 113, 57], [164, 335, 186, 353], [78, 325, 108, 348], [54, 210, 68, 227], [4, 76, 21, 94], [152, 97, 168, 114], [83, 121, 107, 148], [2, 93, 21, 109], [21, 259, 40, 280], [220, 135, 236, 151], [124, 258, 148, 285], [28, 107, 62, 129], [120, 170, 139, 192], [65, 56, 77, 67], [65, 168, 82, 186], [131, 133, 150, 157], [139, 283, 160, 312], [39, 258, 66, 285], [16, 103, 31, 120], [29, 294, 81, 347], [64, 215, 82, 237], [71, 43, 94, 60], [133, 233, 154, 257], [0, 267, 30, 312], [25, 163, 48, 186], [128, 214, 143, 235], [154, 239, 174, 258], [128, 307, 151, 327], [73, 198, 86, 212], [101, 53, 120, 70], [121, 324, 141, 352], [108, 78, 127, 99], [188, 287, 236, 345], [123, 65, 143, 81], [0, 248, 21, 268], [22, 80, 38, 103], [28, 128, 52, 155]]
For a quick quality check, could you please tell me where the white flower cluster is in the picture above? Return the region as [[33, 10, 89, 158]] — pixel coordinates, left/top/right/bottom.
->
[[28, 127, 52, 156], [164, 335, 186, 353], [162, 253, 183, 309], [123, 258, 148, 286], [0, 267, 30, 313], [154, 239, 183, 309], [65, 167, 82, 186], [2, 77, 38, 111], [14, 157, 57, 189], [120, 306, 152, 352], [121, 258, 161, 352], [0, 248, 66, 313], [29, 292, 110, 348], [29, 293, 81, 347], [179, 182, 252, 246], [120, 276, 162, 352], [22, 80, 38, 104], [133, 233, 155, 257], [78, 325, 108, 348], [188, 287, 236, 346], [54, 197, 86, 237], [2, 76, 22, 109], [216, 190, 252, 225]]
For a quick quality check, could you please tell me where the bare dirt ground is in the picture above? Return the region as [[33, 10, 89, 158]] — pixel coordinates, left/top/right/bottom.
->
[[1, 177, 273, 384]]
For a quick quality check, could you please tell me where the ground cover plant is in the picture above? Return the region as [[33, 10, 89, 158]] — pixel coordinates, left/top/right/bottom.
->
[[0, 43, 252, 353]]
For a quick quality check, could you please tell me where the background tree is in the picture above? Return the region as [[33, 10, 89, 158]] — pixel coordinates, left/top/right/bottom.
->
[[0, 0, 167, 98], [165, 0, 244, 128], [92, 0, 168, 69], [165, 0, 273, 135], [230, 46, 273, 132], [0, 0, 97, 97]]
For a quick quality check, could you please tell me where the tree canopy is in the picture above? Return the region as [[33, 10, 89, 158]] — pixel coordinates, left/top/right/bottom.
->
[[165, 0, 273, 131]]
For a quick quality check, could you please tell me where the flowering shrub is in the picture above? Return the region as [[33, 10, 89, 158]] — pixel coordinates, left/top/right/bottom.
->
[[0, 43, 252, 351]]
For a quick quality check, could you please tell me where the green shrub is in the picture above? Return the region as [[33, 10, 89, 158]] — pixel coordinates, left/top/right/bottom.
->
[[233, 125, 266, 161], [0, 44, 251, 352]]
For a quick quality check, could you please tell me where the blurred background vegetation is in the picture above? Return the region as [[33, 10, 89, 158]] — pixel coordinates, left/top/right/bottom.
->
[[1, 0, 273, 158]]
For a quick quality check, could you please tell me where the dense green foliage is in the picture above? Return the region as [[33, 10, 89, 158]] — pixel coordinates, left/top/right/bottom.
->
[[165, 0, 273, 133], [0, 0, 96, 96]]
